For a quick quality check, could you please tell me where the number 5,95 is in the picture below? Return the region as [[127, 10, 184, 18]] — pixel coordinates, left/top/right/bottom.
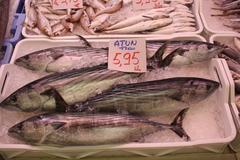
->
[[113, 52, 140, 67]]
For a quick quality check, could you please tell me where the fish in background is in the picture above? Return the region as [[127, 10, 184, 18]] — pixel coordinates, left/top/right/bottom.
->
[[0, 0, 9, 60], [8, 109, 189, 146], [212, 0, 240, 32]]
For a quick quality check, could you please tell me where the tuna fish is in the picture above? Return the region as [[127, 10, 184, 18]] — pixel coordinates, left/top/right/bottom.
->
[[15, 40, 224, 73], [0, 70, 219, 114], [50, 77, 219, 115], [8, 110, 189, 146]]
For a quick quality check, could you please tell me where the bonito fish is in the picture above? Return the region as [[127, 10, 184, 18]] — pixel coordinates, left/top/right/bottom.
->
[[15, 46, 109, 73], [50, 77, 219, 114], [15, 40, 224, 73], [8, 110, 189, 146]]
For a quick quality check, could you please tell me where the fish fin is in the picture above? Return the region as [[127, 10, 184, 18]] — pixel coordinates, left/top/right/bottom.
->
[[149, 41, 169, 68], [77, 35, 92, 47], [51, 122, 66, 130], [170, 108, 190, 141], [142, 15, 154, 20], [41, 88, 68, 112], [51, 53, 64, 60], [160, 48, 186, 68]]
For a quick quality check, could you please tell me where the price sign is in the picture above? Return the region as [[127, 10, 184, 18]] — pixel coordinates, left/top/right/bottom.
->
[[108, 39, 147, 73], [52, 0, 83, 10], [132, 0, 164, 10]]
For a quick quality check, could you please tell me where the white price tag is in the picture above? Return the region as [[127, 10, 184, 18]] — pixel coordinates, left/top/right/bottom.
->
[[52, 0, 83, 10], [132, 0, 164, 10], [108, 39, 147, 73]]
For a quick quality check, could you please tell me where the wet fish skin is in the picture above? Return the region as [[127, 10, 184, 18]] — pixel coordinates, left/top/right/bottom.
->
[[15, 46, 108, 73], [65, 77, 219, 114], [8, 110, 189, 146], [15, 41, 223, 73], [14, 42, 162, 73], [1, 64, 137, 112]]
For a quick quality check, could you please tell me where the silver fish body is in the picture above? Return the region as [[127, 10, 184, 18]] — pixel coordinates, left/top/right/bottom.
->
[[15, 46, 108, 73], [8, 111, 189, 146], [15, 41, 224, 73], [68, 77, 219, 115]]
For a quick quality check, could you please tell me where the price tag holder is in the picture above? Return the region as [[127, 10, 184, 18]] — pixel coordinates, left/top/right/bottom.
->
[[132, 0, 163, 10], [108, 39, 147, 73], [52, 0, 83, 10]]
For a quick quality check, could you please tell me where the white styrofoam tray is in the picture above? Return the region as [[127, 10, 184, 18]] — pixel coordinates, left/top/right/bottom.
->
[[210, 34, 240, 152], [22, 0, 203, 39], [0, 35, 236, 159], [0, 59, 236, 159], [200, 1, 240, 35]]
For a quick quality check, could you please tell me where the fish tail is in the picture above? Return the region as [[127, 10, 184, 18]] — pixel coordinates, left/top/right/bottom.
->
[[170, 108, 190, 141]]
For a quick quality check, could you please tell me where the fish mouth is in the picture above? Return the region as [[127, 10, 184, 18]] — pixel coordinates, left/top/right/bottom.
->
[[207, 80, 220, 95], [8, 123, 23, 139]]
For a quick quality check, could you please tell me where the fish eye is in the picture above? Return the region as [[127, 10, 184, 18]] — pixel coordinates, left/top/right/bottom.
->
[[24, 55, 30, 60], [10, 96, 17, 102], [207, 45, 213, 50], [207, 84, 212, 90]]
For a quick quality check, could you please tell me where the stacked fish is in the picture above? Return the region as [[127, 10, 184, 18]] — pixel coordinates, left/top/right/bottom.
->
[[215, 38, 240, 112], [2, 40, 224, 146], [25, 0, 197, 36], [212, 0, 240, 32]]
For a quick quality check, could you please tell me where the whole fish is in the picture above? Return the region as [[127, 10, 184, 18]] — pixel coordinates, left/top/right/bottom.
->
[[104, 18, 173, 34], [0, 0, 9, 59], [15, 46, 109, 73], [8, 110, 189, 146], [105, 9, 172, 30], [14, 41, 164, 73], [51, 77, 219, 114]]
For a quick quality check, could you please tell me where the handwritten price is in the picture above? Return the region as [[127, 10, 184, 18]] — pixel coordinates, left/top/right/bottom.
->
[[52, 0, 83, 9], [113, 52, 141, 71], [108, 39, 146, 73]]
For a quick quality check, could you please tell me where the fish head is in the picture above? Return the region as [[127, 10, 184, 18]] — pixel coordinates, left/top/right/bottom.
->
[[180, 78, 219, 103], [8, 115, 44, 142], [205, 43, 225, 58], [8, 114, 64, 143], [1, 90, 49, 112], [15, 53, 55, 72]]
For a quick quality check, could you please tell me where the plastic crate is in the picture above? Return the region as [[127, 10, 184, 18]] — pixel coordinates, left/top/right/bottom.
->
[[5, 14, 25, 46], [16, 0, 25, 14], [209, 34, 240, 152], [22, 0, 203, 39], [0, 42, 13, 65], [0, 58, 236, 159]]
